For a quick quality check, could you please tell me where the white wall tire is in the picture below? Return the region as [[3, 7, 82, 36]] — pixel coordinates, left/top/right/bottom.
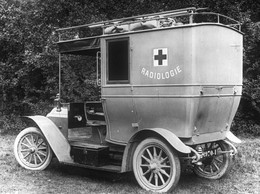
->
[[14, 127, 53, 170], [133, 138, 181, 193]]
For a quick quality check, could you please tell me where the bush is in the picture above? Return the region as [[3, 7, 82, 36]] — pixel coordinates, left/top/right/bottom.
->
[[0, 100, 53, 134], [0, 114, 27, 134], [231, 113, 260, 137]]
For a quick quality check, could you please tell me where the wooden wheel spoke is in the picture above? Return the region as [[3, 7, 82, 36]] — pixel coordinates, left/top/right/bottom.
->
[[35, 153, 43, 163], [37, 140, 44, 148], [30, 134, 36, 145], [32, 135, 39, 146], [158, 172, 166, 185], [160, 156, 168, 164], [198, 165, 204, 172], [141, 155, 151, 163], [37, 146, 47, 151], [21, 142, 31, 148], [210, 165, 213, 173], [25, 137, 33, 146], [28, 154, 33, 163], [160, 169, 170, 178], [214, 157, 223, 164], [142, 168, 151, 176], [212, 161, 220, 171], [158, 149, 162, 159], [34, 154, 37, 165], [160, 164, 171, 168], [35, 135, 39, 145], [201, 165, 210, 174], [148, 172, 153, 182], [204, 165, 211, 173], [23, 152, 31, 159], [146, 148, 153, 160], [202, 164, 209, 172], [37, 150, 47, 157], [21, 148, 31, 152], [153, 147, 157, 157], [154, 173, 158, 186]]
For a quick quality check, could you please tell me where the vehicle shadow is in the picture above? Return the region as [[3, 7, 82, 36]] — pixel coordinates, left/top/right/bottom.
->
[[48, 158, 137, 184], [47, 158, 203, 191]]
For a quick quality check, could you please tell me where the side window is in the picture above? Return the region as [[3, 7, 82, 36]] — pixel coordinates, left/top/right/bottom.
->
[[107, 38, 129, 83]]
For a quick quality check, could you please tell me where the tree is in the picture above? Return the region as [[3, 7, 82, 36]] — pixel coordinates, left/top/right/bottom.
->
[[0, 0, 260, 135]]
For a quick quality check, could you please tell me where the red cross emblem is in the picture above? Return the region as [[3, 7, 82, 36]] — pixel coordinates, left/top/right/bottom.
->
[[153, 48, 168, 66]]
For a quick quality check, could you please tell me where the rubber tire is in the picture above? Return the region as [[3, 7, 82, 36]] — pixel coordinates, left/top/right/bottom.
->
[[14, 127, 53, 170], [133, 137, 181, 193], [194, 140, 232, 179]]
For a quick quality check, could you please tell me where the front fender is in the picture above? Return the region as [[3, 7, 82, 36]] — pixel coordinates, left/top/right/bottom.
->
[[25, 115, 73, 163]]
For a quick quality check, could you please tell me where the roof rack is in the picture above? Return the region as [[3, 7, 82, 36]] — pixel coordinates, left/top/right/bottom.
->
[[57, 7, 196, 32], [56, 7, 241, 43]]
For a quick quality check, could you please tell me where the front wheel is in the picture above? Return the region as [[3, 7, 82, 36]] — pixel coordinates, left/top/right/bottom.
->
[[133, 138, 181, 193], [14, 127, 53, 170]]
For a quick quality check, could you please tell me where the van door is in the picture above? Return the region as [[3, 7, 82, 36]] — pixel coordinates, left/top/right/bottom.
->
[[101, 37, 136, 144]]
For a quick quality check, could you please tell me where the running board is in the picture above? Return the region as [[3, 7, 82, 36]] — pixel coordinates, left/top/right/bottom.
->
[[70, 141, 108, 149], [61, 161, 122, 172]]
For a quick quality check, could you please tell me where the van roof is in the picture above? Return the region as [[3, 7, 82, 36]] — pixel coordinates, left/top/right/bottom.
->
[[56, 7, 241, 55]]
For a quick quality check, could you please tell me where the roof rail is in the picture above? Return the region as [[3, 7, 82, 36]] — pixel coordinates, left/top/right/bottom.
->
[[56, 7, 241, 42], [56, 7, 196, 32]]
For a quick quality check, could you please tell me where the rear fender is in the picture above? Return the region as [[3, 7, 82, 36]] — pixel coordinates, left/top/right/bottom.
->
[[121, 128, 191, 172], [140, 128, 191, 153], [25, 116, 73, 163], [226, 131, 242, 143]]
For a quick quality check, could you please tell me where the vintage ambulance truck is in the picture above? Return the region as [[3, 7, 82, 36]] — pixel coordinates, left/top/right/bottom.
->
[[14, 7, 243, 192]]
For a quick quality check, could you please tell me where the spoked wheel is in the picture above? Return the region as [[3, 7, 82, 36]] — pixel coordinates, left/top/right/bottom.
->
[[133, 138, 181, 193], [14, 127, 53, 170], [194, 140, 232, 179]]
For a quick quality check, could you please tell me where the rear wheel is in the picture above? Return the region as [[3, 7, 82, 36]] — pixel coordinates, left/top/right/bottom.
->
[[14, 127, 53, 170], [133, 138, 181, 193], [194, 140, 232, 179]]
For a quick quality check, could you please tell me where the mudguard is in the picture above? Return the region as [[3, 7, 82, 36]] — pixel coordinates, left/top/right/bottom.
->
[[226, 131, 242, 143], [121, 128, 191, 172], [133, 128, 191, 154], [25, 116, 73, 163]]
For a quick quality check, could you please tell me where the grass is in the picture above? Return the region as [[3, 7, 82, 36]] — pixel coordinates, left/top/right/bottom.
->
[[0, 134, 259, 194]]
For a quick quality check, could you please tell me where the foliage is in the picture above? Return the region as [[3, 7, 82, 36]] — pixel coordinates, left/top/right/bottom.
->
[[231, 111, 260, 137], [0, 0, 260, 135]]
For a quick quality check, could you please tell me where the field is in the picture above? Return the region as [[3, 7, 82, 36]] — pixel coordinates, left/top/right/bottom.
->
[[0, 134, 259, 194]]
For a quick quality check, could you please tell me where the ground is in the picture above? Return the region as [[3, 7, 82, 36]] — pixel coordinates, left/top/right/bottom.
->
[[0, 134, 259, 194]]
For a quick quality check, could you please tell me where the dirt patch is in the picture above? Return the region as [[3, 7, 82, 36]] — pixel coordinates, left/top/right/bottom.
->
[[0, 134, 259, 194]]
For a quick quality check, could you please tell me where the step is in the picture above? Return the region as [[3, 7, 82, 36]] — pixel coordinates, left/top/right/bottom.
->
[[70, 141, 108, 149], [61, 161, 122, 172]]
